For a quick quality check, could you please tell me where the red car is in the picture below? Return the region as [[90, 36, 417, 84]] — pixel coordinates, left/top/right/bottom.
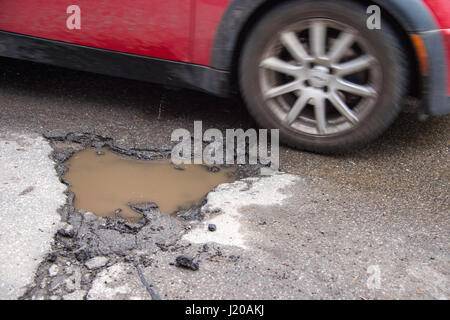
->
[[1, 0, 449, 152]]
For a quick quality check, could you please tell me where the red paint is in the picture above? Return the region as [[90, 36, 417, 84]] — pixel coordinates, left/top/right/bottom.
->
[[423, 0, 450, 94], [0, 0, 231, 65], [0, 0, 448, 94], [441, 29, 450, 94], [0, 0, 192, 62], [191, 0, 232, 66], [423, 0, 450, 28]]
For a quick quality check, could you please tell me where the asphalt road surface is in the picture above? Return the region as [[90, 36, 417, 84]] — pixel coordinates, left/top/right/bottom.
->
[[0, 57, 448, 300]]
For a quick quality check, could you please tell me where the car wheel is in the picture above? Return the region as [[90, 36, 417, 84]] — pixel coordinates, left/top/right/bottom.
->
[[239, 0, 408, 153]]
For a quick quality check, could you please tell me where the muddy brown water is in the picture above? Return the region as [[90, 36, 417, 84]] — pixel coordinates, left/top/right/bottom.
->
[[62, 148, 237, 221]]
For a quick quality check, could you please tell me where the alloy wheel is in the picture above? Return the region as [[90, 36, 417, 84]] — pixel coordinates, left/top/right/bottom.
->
[[259, 19, 382, 136]]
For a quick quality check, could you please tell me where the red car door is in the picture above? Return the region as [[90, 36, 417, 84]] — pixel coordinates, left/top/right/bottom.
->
[[0, 0, 192, 62]]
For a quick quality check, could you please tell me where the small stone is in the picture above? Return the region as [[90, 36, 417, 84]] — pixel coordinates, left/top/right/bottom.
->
[[208, 166, 220, 173], [63, 241, 73, 251], [91, 139, 107, 149], [84, 256, 109, 270], [175, 255, 199, 271], [138, 255, 153, 267], [48, 264, 59, 277], [47, 253, 57, 263], [96, 151, 105, 156], [208, 224, 217, 232], [75, 248, 89, 262], [82, 211, 98, 223], [57, 224, 75, 238], [65, 278, 76, 292]]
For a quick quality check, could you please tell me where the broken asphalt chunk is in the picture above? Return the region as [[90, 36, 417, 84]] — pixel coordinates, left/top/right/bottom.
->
[[129, 202, 159, 214], [84, 256, 109, 270], [175, 255, 199, 271], [57, 223, 75, 238]]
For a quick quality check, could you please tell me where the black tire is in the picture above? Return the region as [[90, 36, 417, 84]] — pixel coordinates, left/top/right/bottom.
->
[[239, 0, 408, 153]]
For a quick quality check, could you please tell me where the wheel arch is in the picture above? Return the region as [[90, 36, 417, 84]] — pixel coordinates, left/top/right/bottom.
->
[[211, 0, 435, 98]]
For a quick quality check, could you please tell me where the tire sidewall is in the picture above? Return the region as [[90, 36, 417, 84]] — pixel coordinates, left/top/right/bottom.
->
[[239, 0, 405, 152]]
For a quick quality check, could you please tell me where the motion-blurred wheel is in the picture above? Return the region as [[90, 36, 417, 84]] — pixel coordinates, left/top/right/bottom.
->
[[239, 0, 408, 153]]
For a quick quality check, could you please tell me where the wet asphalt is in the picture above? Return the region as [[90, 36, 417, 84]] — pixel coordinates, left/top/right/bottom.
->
[[1, 57, 448, 210], [0, 57, 448, 299]]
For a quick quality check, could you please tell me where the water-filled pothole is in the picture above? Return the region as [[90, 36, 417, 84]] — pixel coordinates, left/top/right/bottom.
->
[[62, 148, 237, 221]]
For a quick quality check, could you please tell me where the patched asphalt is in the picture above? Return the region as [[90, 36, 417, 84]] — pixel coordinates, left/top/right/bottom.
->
[[0, 57, 448, 300]]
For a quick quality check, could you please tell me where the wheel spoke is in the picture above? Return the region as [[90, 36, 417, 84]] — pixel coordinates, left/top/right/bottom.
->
[[310, 21, 326, 58], [260, 57, 301, 77], [264, 81, 300, 99], [259, 18, 382, 136], [335, 79, 377, 98], [280, 32, 311, 64], [314, 96, 327, 134], [286, 91, 311, 125], [328, 32, 355, 63], [328, 93, 359, 124], [334, 55, 374, 76]]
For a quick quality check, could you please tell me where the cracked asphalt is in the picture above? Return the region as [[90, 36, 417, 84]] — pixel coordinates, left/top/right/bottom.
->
[[0, 57, 448, 300]]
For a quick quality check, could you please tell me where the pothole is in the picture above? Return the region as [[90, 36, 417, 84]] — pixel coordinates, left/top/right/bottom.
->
[[21, 132, 263, 300], [62, 147, 238, 221]]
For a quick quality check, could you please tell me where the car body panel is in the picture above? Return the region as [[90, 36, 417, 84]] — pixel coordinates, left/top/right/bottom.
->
[[423, 0, 450, 28], [209, 0, 441, 70], [423, 0, 450, 95], [191, 0, 232, 66], [0, 0, 192, 62], [208, 0, 450, 114], [0, 30, 231, 96], [0, 0, 448, 114], [442, 29, 450, 94]]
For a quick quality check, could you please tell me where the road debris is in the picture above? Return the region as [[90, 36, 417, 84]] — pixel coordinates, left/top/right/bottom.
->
[[84, 257, 109, 270], [210, 257, 228, 263], [57, 224, 75, 238], [175, 256, 199, 271], [48, 265, 59, 277]]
